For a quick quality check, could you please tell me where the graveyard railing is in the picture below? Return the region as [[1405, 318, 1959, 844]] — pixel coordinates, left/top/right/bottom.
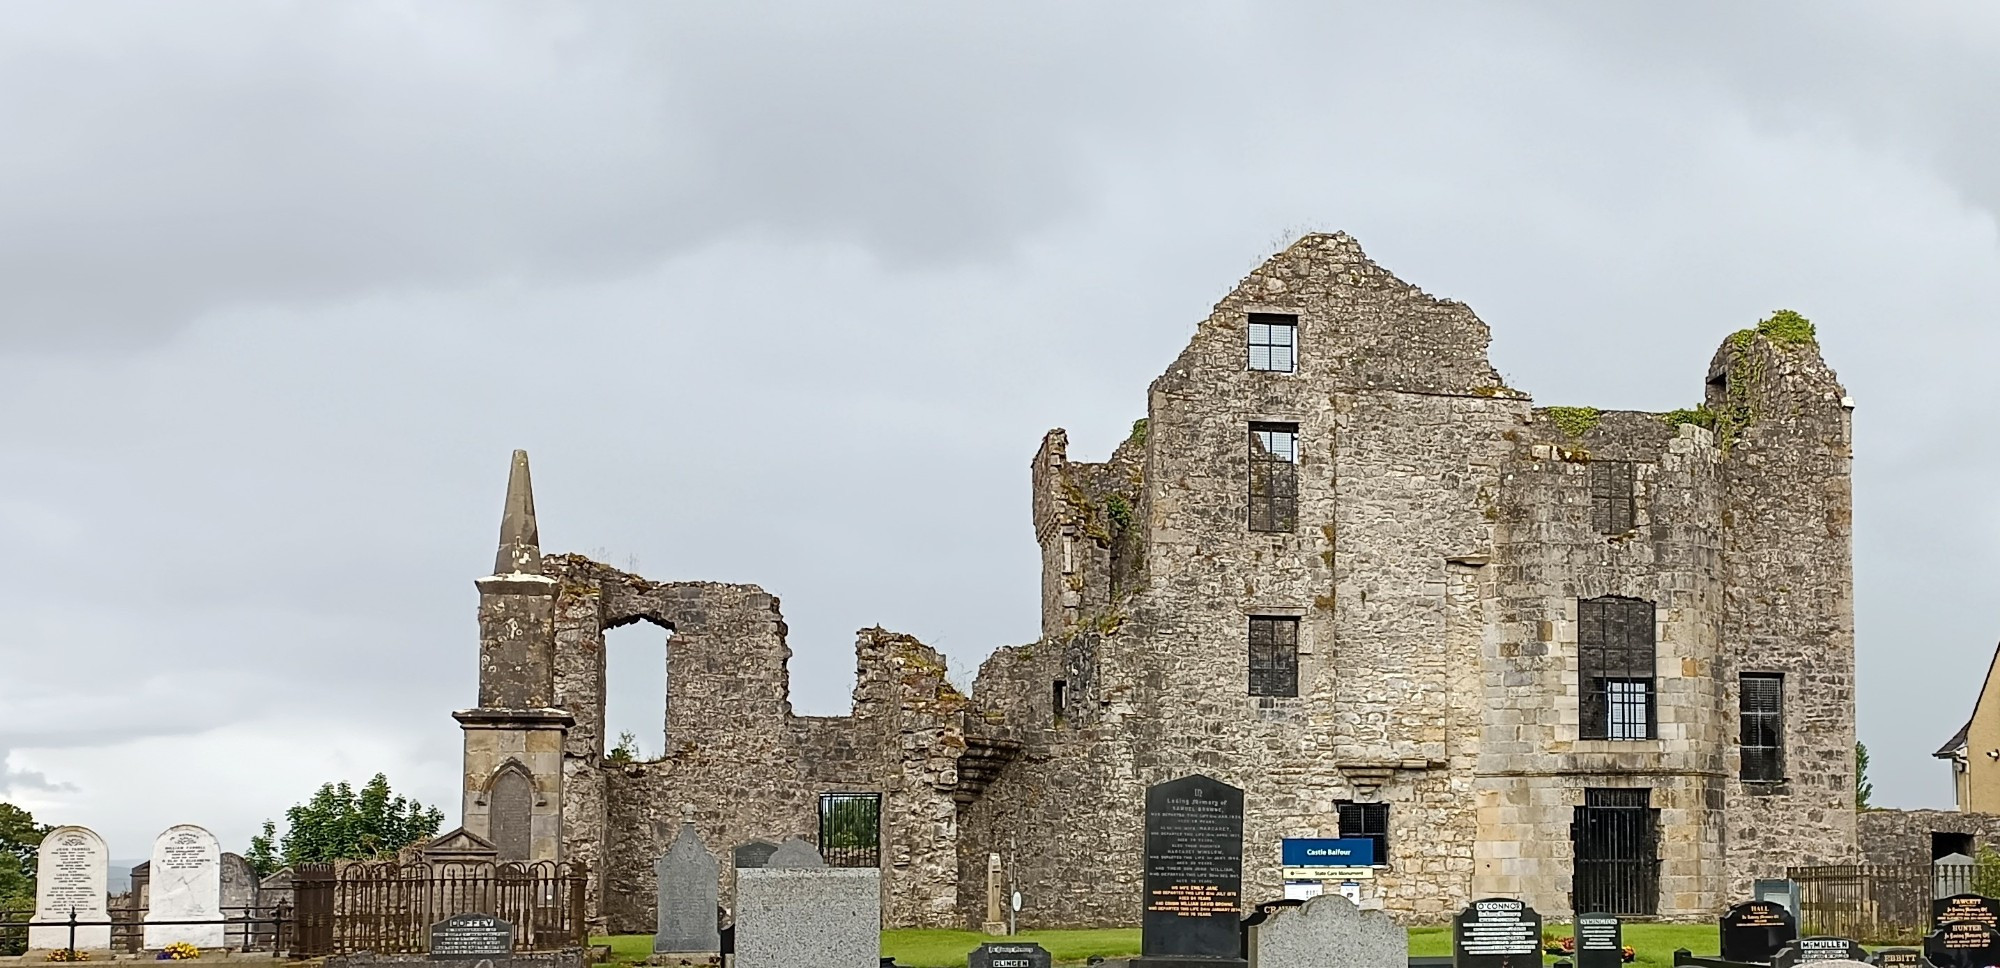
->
[[1788, 862, 1966, 944], [289, 857, 588, 957], [0, 905, 294, 956]]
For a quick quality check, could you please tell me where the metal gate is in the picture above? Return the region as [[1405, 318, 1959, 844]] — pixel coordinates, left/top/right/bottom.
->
[[1572, 788, 1661, 916], [817, 793, 882, 868], [292, 863, 335, 957]]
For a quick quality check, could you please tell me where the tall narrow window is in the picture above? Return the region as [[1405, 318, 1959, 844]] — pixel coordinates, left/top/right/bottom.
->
[[1591, 461, 1636, 534], [1248, 616, 1300, 697], [1740, 674, 1784, 782], [1052, 679, 1068, 724], [1335, 801, 1390, 864], [1248, 313, 1298, 372], [1579, 596, 1656, 740], [1249, 423, 1298, 532]]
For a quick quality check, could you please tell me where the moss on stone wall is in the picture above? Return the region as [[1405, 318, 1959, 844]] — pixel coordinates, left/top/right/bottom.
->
[[1732, 309, 1816, 349], [1544, 406, 1602, 438]]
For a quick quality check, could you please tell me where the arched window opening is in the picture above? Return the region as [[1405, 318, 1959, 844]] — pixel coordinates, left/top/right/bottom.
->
[[604, 621, 671, 763]]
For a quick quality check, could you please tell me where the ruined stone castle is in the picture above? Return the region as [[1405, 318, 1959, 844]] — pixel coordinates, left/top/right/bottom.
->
[[452, 233, 1858, 931]]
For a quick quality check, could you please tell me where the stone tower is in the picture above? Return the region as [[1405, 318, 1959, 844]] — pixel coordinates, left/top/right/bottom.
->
[[453, 449, 573, 862]]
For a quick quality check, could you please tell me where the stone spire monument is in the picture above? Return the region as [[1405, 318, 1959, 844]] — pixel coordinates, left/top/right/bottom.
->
[[452, 450, 574, 862]]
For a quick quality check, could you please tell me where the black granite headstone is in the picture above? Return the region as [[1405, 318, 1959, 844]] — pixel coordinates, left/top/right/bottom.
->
[[427, 914, 515, 960], [1933, 894, 2000, 931], [1925, 920, 2000, 968], [1773, 936, 1868, 967], [1869, 948, 1930, 968], [1453, 898, 1543, 968], [1133, 774, 1247, 967], [968, 941, 1053, 968], [1720, 900, 1799, 964], [1574, 913, 1623, 968]]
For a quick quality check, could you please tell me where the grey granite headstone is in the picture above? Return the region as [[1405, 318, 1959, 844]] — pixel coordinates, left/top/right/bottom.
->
[[969, 941, 1052, 968], [1251, 893, 1408, 968], [734, 866, 878, 968], [734, 840, 779, 870], [763, 838, 825, 869], [220, 853, 259, 949], [653, 822, 721, 954]]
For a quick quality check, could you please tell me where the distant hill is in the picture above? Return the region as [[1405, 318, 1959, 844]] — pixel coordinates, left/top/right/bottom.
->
[[107, 860, 145, 895]]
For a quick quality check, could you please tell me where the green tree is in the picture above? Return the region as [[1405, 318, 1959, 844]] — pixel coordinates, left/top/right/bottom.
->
[[0, 802, 50, 956], [605, 731, 639, 765], [1973, 846, 2000, 899], [246, 774, 444, 875], [1856, 741, 1875, 811]]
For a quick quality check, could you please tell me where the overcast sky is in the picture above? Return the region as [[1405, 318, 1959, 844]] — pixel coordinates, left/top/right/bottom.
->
[[4, 2, 1998, 862]]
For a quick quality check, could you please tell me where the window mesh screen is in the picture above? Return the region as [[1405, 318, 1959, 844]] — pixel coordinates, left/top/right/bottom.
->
[[1579, 597, 1657, 740], [1248, 616, 1299, 697], [1248, 313, 1298, 372], [1336, 801, 1390, 864], [1591, 461, 1636, 534], [1248, 423, 1298, 532], [1740, 673, 1784, 782]]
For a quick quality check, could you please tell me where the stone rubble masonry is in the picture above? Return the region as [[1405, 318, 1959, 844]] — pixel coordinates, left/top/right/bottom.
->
[[464, 233, 1860, 932]]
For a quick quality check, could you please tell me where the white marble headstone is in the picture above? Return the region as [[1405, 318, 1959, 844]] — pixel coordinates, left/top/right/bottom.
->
[[29, 826, 110, 951], [143, 825, 224, 950]]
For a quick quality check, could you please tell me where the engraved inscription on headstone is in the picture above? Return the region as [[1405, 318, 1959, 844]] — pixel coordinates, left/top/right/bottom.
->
[[1925, 920, 2000, 968], [1870, 948, 1930, 968], [143, 824, 224, 950], [29, 826, 111, 951], [1721, 899, 1799, 964], [968, 941, 1053, 968], [1452, 898, 1543, 968], [489, 770, 534, 863], [428, 914, 515, 959], [1932, 894, 2000, 931], [1136, 774, 1247, 966], [1774, 936, 1869, 967], [1574, 913, 1623, 968]]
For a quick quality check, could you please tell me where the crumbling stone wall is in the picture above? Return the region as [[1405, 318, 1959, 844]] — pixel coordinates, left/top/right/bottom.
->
[[960, 233, 1856, 926], [470, 232, 1858, 932], [1857, 809, 2000, 865]]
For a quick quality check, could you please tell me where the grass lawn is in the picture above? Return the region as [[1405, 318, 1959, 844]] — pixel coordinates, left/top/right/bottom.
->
[[597, 921, 1725, 967]]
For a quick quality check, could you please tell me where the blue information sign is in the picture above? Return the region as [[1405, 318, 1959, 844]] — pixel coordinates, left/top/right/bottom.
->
[[1281, 838, 1375, 867]]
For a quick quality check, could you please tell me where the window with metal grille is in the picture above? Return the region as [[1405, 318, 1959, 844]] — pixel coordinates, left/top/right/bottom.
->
[[1336, 801, 1390, 864], [816, 793, 881, 868], [1740, 673, 1784, 782], [1579, 596, 1657, 740], [1248, 423, 1298, 532], [1591, 461, 1636, 534], [1248, 313, 1298, 372], [1248, 617, 1299, 697], [1572, 787, 1660, 916]]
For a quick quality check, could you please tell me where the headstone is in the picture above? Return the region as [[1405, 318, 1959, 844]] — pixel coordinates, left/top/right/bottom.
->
[[1252, 893, 1408, 968], [1773, 937, 1868, 967], [983, 853, 1008, 936], [428, 914, 515, 959], [220, 853, 259, 949], [29, 826, 111, 951], [1452, 898, 1542, 968], [143, 824, 223, 950], [1573, 914, 1623, 968], [1870, 948, 1930, 967], [734, 865, 878, 968], [1925, 920, 2000, 968], [1721, 899, 1799, 964], [733, 840, 779, 870], [1936, 855, 1975, 900], [1238, 898, 1303, 958], [1134, 774, 1247, 967], [763, 837, 825, 869], [968, 941, 1052, 968], [653, 814, 721, 954], [1933, 894, 2000, 930]]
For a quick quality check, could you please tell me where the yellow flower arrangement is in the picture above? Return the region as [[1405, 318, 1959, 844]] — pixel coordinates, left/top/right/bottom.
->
[[45, 949, 91, 962], [158, 942, 202, 961]]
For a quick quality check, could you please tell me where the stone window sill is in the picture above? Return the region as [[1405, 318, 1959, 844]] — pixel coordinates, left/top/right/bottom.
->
[[1571, 739, 1665, 754], [1743, 780, 1791, 796]]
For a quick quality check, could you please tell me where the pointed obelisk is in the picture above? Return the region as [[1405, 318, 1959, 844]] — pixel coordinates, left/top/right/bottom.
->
[[453, 449, 573, 863]]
